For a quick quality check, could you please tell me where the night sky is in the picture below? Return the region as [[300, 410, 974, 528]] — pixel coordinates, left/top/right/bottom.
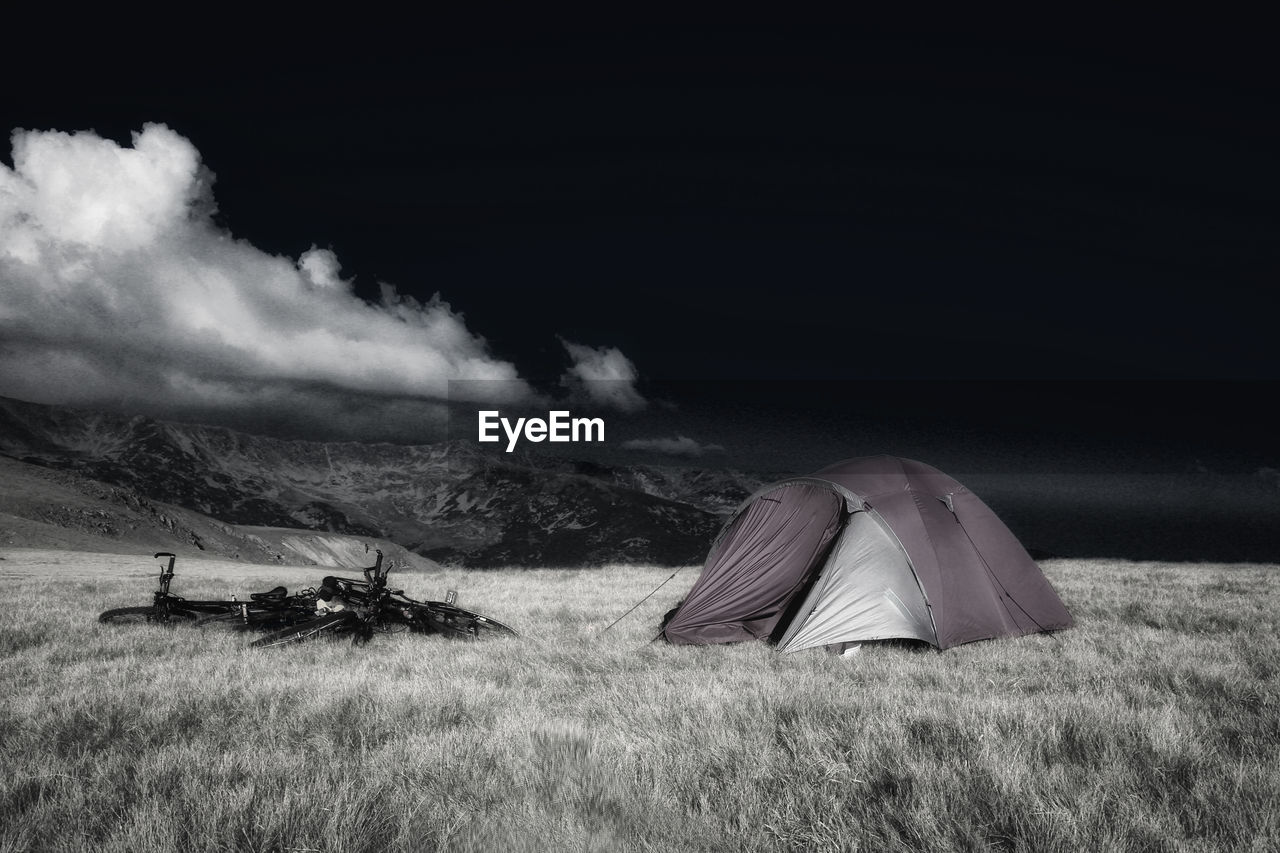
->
[[2, 17, 1276, 468]]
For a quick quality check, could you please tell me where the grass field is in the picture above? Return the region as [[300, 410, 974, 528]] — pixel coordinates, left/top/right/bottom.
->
[[1, 548, 1277, 852]]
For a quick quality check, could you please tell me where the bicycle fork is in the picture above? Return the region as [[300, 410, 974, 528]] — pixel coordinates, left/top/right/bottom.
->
[[231, 594, 249, 625]]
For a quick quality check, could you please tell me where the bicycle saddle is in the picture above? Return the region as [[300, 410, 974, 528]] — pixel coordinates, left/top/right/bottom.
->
[[250, 586, 288, 603]]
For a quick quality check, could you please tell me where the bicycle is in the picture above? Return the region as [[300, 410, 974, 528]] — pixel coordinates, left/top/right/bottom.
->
[[97, 552, 319, 628], [251, 550, 518, 648]]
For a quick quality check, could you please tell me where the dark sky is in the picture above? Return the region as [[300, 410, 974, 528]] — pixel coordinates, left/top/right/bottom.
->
[[2, 16, 1276, 464]]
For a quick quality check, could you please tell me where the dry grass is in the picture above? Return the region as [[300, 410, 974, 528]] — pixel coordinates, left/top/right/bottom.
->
[[0, 548, 1277, 852]]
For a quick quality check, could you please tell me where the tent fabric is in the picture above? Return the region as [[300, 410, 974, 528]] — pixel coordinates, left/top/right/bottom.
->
[[661, 455, 1073, 651], [660, 482, 844, 644]]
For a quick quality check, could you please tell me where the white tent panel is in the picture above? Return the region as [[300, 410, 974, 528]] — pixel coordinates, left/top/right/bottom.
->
[[776, 510, 936, 652]]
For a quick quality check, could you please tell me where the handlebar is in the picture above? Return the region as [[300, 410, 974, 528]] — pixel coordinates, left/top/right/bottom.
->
[[361, 550, 395, 587], [154, 552, 176, 593]]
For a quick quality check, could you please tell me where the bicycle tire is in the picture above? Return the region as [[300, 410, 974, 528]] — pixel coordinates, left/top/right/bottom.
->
[[410, 604, 518, 640], [98, 606, 198, 626], [250, 612, 359, 648]]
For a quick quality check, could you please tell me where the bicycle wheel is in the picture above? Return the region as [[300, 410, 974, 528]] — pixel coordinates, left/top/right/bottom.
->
[[98, 606, 198, 626], [250, 612, 359, 648], [410, 604, 518, 640]]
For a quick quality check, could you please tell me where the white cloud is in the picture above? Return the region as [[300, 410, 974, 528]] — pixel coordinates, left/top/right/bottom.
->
[[3, 124, 204, 252], [0, 124, 537, 438], [298, 247, 347, 291], [622, 435, 725, 457], [558, 338, 647, 412]]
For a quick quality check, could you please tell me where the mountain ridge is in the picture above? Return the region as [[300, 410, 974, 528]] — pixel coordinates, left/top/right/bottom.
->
[[0, 396, 765, 567], [9, 394, 1278, 564]]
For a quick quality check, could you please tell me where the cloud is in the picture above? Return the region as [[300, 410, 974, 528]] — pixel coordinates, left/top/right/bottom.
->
[[0, 124, 538, 439], [558, 338, 647, 412], [621, 435, 725, 457]]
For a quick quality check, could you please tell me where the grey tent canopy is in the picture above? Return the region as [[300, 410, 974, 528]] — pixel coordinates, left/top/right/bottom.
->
[[661, 455, 1073, 651]]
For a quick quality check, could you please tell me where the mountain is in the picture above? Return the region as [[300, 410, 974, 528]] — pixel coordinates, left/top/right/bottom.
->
[[0, 396, 764, 567], [0, 453, 434, 569], [4, 395, 1279, 565]]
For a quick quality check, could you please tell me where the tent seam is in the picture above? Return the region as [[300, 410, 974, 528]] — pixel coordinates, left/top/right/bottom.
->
[[953, 502, 1052, 636]]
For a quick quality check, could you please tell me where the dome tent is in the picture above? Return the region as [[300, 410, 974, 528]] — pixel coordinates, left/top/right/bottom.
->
[[660, 455, 1073, 651]]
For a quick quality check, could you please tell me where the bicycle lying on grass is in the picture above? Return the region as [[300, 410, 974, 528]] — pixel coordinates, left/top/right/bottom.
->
[[96, 551, 518, 648], [97, 553, 318, 628], [250, 549, 518, 648]]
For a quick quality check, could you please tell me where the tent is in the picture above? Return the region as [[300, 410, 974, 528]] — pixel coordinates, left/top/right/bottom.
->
[[660, 455, 1073, 651]]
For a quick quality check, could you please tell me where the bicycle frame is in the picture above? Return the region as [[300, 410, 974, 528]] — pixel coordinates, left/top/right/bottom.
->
[[325, 551, 394, 596], [322, 551, 513, 638], [103, 552, 317, 624]]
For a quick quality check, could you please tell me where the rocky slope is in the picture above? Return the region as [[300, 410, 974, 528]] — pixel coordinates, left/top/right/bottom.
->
[[0, 454, 431, 569]]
